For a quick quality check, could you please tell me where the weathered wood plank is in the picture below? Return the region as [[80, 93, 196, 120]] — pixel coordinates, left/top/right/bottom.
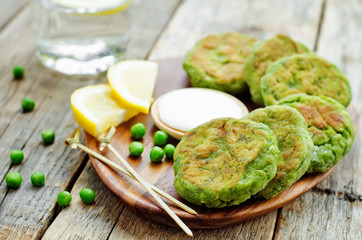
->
[[274, 0, 362, 238], [125, 0, 183, 59], [274, 191, 362, 240], [42, 163, 126, 240], [0, 7, 98, 234], [0, 73, 92, 239], [0, 51, 94, 238], [0, 0, 27, 30], [107, 0, 323, 238], [149, 0, 323, 60], [40, 0, 183, 239], [109, 208, 277, 240], [313, 0, 362, 196]]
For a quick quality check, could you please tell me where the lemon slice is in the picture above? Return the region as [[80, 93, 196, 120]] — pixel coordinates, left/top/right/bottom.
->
[[107, 60, 158, 114], [53, 0, 132, 15], [71, 84, 139, 137]]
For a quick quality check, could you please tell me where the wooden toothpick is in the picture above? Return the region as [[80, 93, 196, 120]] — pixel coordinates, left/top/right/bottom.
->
[[65, 128, 197, 216], [65, 128, 82, 149], [98, 127, 193, 237], [98, 127, 115, 151]]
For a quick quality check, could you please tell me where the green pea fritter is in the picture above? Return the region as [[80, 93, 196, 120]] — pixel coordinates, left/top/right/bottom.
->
[[278, 94, 354, 173], [244, 106, 313, 199], [261, 54, 352, 107], [183, 32, 256, 94], [244, 34, 310, 105], [173, 118, 279, 208]]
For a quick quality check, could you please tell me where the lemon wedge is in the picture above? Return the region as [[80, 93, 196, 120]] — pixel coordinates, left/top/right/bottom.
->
[[107, 60, 158, 114], [71, 84, 139, 137], [53, 0, 132, 15]]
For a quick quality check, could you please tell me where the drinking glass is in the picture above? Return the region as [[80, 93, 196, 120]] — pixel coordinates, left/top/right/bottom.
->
[[30, 0, 132, 75]]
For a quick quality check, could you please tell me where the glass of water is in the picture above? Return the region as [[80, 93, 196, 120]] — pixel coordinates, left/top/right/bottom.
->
[[30, 0, 132, 75]]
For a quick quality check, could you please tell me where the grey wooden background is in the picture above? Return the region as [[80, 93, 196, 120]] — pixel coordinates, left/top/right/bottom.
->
[[0, 0, 361, 239]]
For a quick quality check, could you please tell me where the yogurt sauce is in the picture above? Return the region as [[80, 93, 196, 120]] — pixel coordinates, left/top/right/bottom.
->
[[158, 88, 248, 132]]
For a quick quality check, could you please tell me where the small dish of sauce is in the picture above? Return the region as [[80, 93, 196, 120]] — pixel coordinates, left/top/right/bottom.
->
[[151, 88, 249, 140]]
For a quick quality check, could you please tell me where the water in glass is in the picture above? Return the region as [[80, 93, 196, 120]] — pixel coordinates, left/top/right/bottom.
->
[[30, 0, 132, 75]]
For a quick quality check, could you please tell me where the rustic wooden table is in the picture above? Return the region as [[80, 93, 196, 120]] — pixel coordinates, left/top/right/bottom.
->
[[0, 0, 361, 239]]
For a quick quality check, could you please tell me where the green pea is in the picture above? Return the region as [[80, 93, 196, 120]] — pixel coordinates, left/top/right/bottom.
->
[[42, 129, 55, 144], [10, 149, 24, 164], [57, 191, 72, 206], [153, 130, 168, 146], [164, 144, 176, 159], [13, 65, 25, 79], [22, 97, 35, 112], [79, 188, 95, 204], [130, 123, 146, 140], [31, 171, 45, 187], [150, 146, 164, 163], [5, 172, 22, 188], [129, 141, 144, 157]]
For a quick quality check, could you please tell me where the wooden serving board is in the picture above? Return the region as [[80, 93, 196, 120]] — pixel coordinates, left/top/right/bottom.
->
[[85, 57, 359, 229]]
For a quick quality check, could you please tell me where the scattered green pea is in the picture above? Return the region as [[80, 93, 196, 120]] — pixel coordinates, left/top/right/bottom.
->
[[164, 144, 176, 159], [129, 141, 144, 157], [153, 130, 168, 146], [10, 149, 24, 164], [79, 188, 95, 204], [42, 129, 55, 144], [5, 172, 22, 188], [13, 65, 25, 79], [130, 123, 146, 140], [31, 171, 45, 187], [150, 146, 164, 163], [57, 191, 72, 206], [21, 97, 35, 112]]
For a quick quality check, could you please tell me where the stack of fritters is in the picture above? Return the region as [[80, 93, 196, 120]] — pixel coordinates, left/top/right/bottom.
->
[[244, 34, 310, 105], [173, 118, 279, 208], [183, 33, 352, 107], [175, 32, 355, 208], [183, 32, 256, 94], [278, 94, 354, 173], [261, 54, 351, 106], [244, 106, 313, 199]]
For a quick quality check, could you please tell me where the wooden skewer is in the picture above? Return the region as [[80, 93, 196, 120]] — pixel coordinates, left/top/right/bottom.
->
[[98, 127, 193, 237], [69, 128, 81, 149], [65, 129, 197, 215], [98, 127, 115, 151]]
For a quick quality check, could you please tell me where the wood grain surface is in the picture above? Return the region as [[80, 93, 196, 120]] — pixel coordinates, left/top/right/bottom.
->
[[0, 0, 26, 30], [84, 57, 359, 228], [41, 0, 184, 239], [0, 0, 361, 239], [0, 7, 94, 239], [274, 0, 362, 238], [0, 0, 181, 239]]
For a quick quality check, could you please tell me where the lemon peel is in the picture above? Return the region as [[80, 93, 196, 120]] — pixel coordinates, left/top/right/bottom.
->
[[53, 0, 132, 15], [107, 60, 158, 114], [71, 84, 139, 137]]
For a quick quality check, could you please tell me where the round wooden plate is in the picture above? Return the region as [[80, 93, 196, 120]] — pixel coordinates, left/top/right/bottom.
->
[[85, 57, 359, 229]]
